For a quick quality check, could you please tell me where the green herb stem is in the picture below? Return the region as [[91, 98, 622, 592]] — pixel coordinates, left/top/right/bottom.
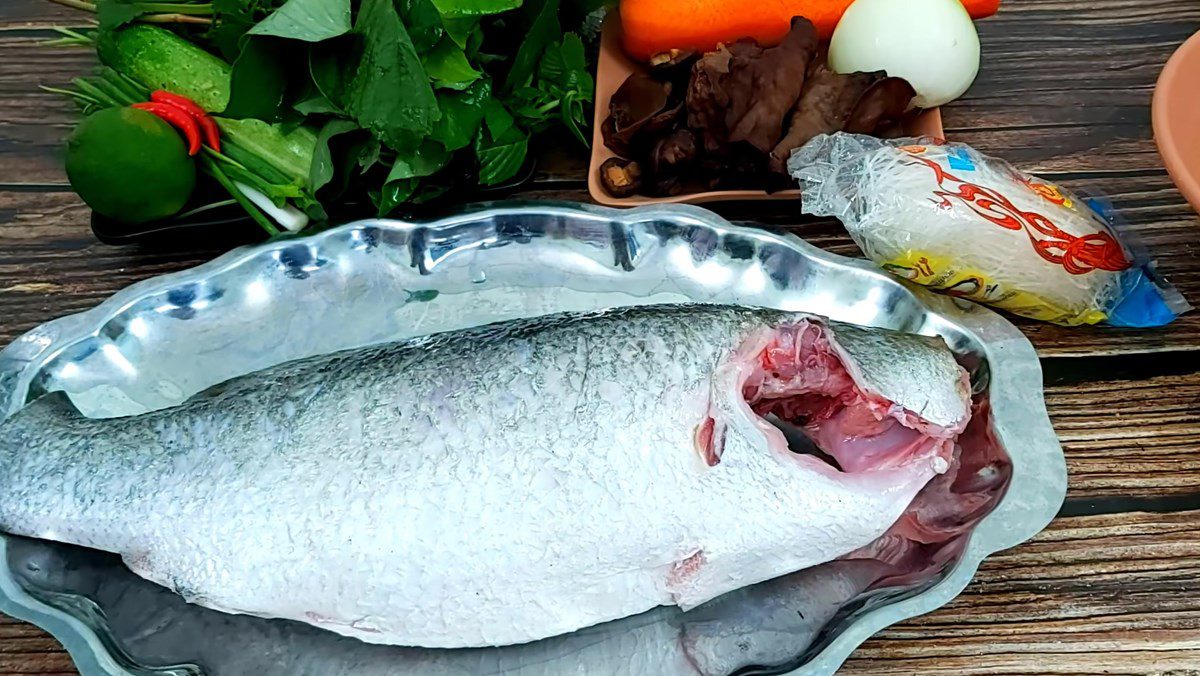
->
[[137, 2, 213, 14], [40, 85, 102, 108], [139, 13, 213, 24], [41, 27, 96, 47], [201, 154, 280, 236], [44, 0, 97, 12]]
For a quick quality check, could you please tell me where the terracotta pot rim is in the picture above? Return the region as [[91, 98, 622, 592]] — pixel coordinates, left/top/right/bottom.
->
[[1153, 29, 1200, 214]]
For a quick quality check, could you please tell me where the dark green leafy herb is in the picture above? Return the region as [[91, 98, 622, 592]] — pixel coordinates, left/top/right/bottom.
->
[[345, 0, 440, 148], [208, 0, 274, 60], [430, 81, 490, 151], [503, 0, 559, 92], [430, 0, 522, 19], [442, 17, 478, 49], [482, 97, 515, 139], [422, 38, 482, 91], [373, 178, 418, 216], [310, 118, 358, 191], [397, 0, 445, 53], [387, 141, 451, 182], [223, 38, 289, 120], [54, 0, 605, 230], [248, 0, 351, 42], [476, 125, 528, 186], [96, 0, 144, 30], [307, 44, 348, 109]]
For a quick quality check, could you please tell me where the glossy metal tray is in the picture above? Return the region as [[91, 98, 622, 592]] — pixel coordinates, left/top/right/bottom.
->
[[0, 202, 1065, 675]]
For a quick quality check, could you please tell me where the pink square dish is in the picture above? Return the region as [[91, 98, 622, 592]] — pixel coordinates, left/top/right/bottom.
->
[[587, 16, 946, 207]]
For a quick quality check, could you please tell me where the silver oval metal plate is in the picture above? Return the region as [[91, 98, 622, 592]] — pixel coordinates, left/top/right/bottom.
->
[[0, 202, 1065, 675]]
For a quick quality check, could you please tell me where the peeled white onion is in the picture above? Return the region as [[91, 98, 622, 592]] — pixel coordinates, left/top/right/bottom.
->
[[828, 0, 981, 108]]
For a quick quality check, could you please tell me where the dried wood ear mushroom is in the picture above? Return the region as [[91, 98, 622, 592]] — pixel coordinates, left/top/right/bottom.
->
[[599, 15, 916, 198]]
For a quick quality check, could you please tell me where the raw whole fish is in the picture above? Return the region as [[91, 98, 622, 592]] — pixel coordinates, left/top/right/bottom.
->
[[8, 536, 895, 675], [0, 305, 971, 649]]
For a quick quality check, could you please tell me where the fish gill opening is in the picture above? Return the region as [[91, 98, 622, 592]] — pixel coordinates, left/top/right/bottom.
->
[[703, 321, 948, 474]]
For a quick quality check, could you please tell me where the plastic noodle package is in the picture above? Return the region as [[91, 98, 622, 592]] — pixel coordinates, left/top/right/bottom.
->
[[789, 133, 1189, 327]]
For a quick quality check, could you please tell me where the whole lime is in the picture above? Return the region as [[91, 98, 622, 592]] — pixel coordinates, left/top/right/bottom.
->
[[65, 106, 197, 224]]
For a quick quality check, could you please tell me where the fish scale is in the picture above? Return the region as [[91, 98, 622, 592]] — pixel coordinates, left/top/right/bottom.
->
[[0, 305, 969, 649]]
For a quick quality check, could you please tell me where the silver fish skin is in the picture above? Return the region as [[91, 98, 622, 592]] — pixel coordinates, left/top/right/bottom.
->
[[0, 305, 970, 649], [9, 537, 887, 676]]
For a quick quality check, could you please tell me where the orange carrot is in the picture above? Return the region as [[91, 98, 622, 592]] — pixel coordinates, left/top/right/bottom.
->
[[620, 0, 1000, 61]]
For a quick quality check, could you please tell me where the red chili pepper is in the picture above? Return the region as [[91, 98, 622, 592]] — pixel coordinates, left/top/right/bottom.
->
[[132, 102, 202, 156], [150, 90, 222, 153]]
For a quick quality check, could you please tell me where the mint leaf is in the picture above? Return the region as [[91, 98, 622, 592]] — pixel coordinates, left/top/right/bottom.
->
[[248, 0, 351, 42], [346, 0, 439, 147], [560, 31, 586, 72], [430, 0, 522, 19], [422, 38, 482, 91]]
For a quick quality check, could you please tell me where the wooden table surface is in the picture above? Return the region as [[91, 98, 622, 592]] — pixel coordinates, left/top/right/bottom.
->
[[2, 1, 1200, 674]]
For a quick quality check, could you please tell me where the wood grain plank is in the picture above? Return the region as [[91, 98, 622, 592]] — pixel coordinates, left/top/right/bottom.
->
[[0, 1, 85, 30], [0, 40, 91, 186], [840, 509, 1200, 674], [1052, 371, 1200, 500]]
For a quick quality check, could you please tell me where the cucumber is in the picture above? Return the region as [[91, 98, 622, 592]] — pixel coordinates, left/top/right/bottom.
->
[[98, 25, 232, 113], [97, 24, 319, 190]]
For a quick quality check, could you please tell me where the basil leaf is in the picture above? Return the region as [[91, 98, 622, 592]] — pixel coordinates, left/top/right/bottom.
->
[[423, 38, 482, 91], [248, 0, 351, 42], [345, 0, 440, 146]]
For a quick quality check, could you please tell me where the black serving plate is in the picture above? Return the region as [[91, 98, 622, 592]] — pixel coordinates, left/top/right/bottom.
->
[[90, 159, 540, 247]]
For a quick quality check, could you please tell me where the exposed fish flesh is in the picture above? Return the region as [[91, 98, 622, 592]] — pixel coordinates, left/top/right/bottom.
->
[[0, 305, 971, 649]]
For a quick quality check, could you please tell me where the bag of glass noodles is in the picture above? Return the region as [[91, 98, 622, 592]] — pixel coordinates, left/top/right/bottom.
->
[[790, 133, 1188, 327]]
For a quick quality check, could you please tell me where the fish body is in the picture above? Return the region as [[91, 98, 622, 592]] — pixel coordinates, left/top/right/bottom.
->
[[0, 306, 970, 648], [9, 536, 891, 676]]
